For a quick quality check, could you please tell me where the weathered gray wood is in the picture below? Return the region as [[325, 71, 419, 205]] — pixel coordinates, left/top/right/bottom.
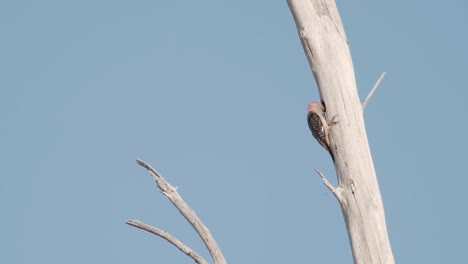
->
[[131, 159, 227, 264], [126, 220, 209, 264], [288, 1, 395, 263]]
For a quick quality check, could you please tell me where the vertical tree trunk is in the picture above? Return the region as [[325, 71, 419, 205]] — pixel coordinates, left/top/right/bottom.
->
[[287, 1, 395, 263]]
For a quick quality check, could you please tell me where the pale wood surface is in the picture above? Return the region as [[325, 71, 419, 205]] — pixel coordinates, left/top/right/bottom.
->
[[288, 1, 395, 263], [127, 159, 227, 264]]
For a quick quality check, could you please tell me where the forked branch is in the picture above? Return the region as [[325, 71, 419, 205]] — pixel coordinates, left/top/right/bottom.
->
[[129, 159, 227, 264]]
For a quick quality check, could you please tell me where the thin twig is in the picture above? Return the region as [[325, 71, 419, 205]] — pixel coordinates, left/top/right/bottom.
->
[[315, 168, 343, 203], [362, 72, 387, 110], [135, 159, 227, 264], [126, 220, 208, 264]]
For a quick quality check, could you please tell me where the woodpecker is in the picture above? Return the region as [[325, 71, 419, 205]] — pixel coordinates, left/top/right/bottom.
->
[[307, 101, 334, 161]]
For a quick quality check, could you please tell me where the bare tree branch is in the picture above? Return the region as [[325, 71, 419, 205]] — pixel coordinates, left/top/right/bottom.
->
[[315, 169, 343, 204], [126, 219, 208, 264], [134, 159, 227, 264], [362, 72, 387, 110]]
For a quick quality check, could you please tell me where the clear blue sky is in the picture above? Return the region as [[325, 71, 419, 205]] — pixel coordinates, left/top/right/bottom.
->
[[2, 1, 467, 263]]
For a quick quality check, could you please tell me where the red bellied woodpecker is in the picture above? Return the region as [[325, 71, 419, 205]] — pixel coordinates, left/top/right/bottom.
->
[[307, 101, 334, 161]]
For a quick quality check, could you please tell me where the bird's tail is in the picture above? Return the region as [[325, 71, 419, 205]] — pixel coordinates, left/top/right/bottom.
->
[[327, 146, 335, 163]]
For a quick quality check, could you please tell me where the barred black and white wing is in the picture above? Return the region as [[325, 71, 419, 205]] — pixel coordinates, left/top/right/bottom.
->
[[307, 111, 329, 150], [307, 110, 334, 161]]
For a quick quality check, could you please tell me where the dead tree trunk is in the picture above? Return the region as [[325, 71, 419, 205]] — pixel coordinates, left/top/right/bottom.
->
[[288, 1, 395, 263]]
